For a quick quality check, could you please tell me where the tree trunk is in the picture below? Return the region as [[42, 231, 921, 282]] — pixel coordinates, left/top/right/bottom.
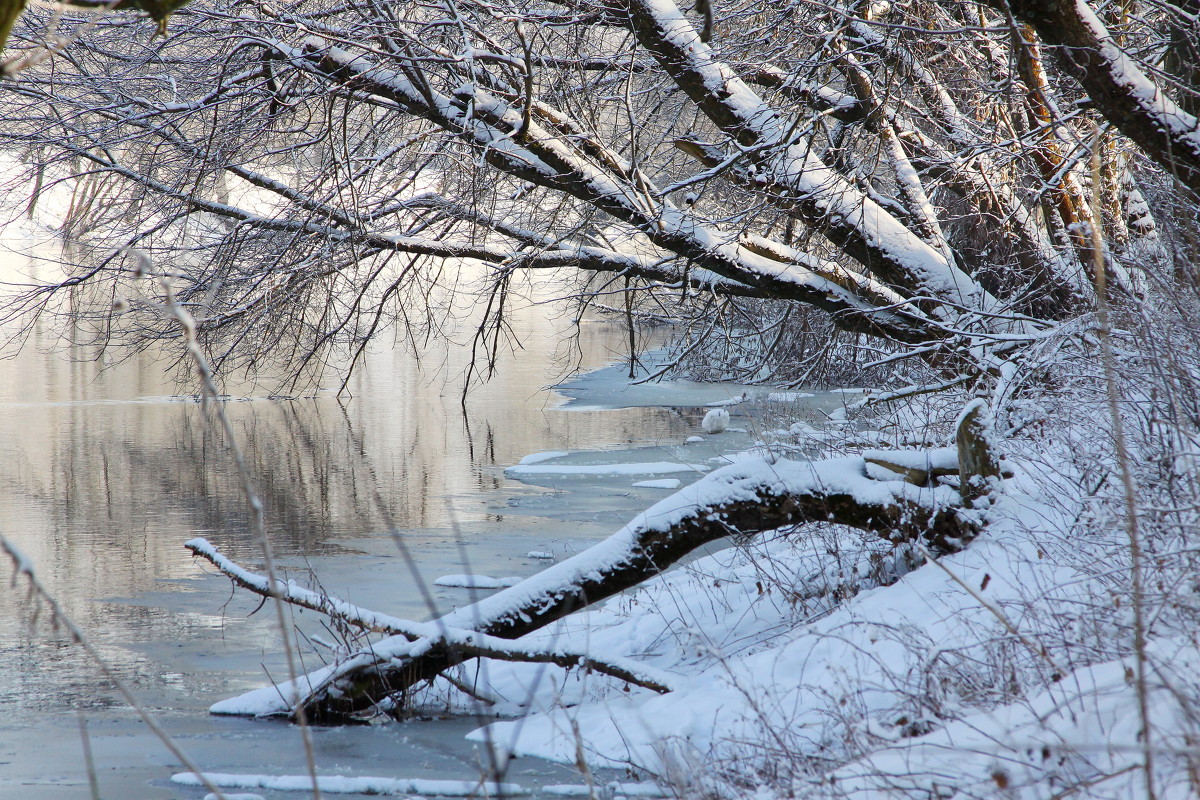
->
[[208, 455, 978, 721], [998, 0, 1200, 197]]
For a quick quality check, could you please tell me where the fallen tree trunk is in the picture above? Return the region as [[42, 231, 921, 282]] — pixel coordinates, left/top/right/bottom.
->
[[184, 538, 680, 695], [194, 454, 981, 722]]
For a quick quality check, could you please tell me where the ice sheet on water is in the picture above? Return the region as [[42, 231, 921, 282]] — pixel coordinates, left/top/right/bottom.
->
[[554, 352, 757, 410], [631, 479, 681, 489], [175, 772, 527, 796], [705, 393, 748, 407], [434, 574, 522, 589], [505, 461, 709, 477], [543, 782, 668, 797], [518, 451, 571, 465]]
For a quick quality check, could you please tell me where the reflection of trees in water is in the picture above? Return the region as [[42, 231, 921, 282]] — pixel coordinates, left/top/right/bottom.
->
[[167, 400, 388, 559], [1, 238, 694, 728], [0, 304, 693, 719], [4, 333, 694, 610]]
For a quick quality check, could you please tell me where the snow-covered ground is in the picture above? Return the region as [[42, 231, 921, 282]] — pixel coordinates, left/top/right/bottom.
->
[[433, 388, 1199, 799], [187, 355, 1200, 799]]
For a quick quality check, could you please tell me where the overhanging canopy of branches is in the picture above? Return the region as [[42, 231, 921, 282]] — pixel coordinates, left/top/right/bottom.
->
[[3, 0, 1197, 385]]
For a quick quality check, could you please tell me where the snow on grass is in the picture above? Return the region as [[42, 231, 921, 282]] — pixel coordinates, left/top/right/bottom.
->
[[829, 641, 1200, 798], [434, 574, 521, 589]]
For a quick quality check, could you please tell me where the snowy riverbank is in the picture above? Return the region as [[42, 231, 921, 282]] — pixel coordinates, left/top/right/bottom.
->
[[195, 369, 1200, 799], [455, 392, 1200, 799]]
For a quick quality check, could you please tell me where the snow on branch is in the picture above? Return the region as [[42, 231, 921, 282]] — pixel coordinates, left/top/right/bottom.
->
[[265, 38, 955, 344], [620, 0, 997, 316], [207, 453, 978, 720], [185, 539, 678, 695], [184, 538, 428, 637], [997, 0, 1200, 196]]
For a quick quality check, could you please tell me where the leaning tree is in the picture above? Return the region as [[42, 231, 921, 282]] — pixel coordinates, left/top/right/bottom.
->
[[2, 0, 1198, 719]]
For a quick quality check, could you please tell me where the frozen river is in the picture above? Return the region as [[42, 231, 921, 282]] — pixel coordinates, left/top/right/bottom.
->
[[0, 231, 787, 798]]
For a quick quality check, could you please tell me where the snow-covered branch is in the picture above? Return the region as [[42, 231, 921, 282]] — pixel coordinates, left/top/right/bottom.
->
[[209, 452, 979, 720], [184, 537, 678, 694], [270, 38, 949, 343], [998, 0, 1200, 196], [620, 0, 994, 315]]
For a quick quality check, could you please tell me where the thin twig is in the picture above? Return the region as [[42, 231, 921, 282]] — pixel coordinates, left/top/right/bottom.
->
[[1090, 130, 1156, 800]]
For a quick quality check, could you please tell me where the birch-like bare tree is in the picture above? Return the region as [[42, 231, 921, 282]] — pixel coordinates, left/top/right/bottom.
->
[[2, 0, 1198, 719]]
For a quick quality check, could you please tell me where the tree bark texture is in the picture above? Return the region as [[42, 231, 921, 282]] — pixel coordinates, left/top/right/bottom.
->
[[999, 0, 1200, 197]]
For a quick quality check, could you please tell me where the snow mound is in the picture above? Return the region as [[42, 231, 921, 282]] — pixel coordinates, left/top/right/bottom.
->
[[701, 408, 730, 433]]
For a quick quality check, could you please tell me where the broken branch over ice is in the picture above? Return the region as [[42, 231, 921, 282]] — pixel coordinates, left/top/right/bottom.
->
[[184, 539, 678, 695], [197, 453, 981, 721]]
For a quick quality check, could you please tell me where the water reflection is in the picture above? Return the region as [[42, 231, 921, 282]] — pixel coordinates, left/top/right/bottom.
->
[[0, 232, 693, 731]]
